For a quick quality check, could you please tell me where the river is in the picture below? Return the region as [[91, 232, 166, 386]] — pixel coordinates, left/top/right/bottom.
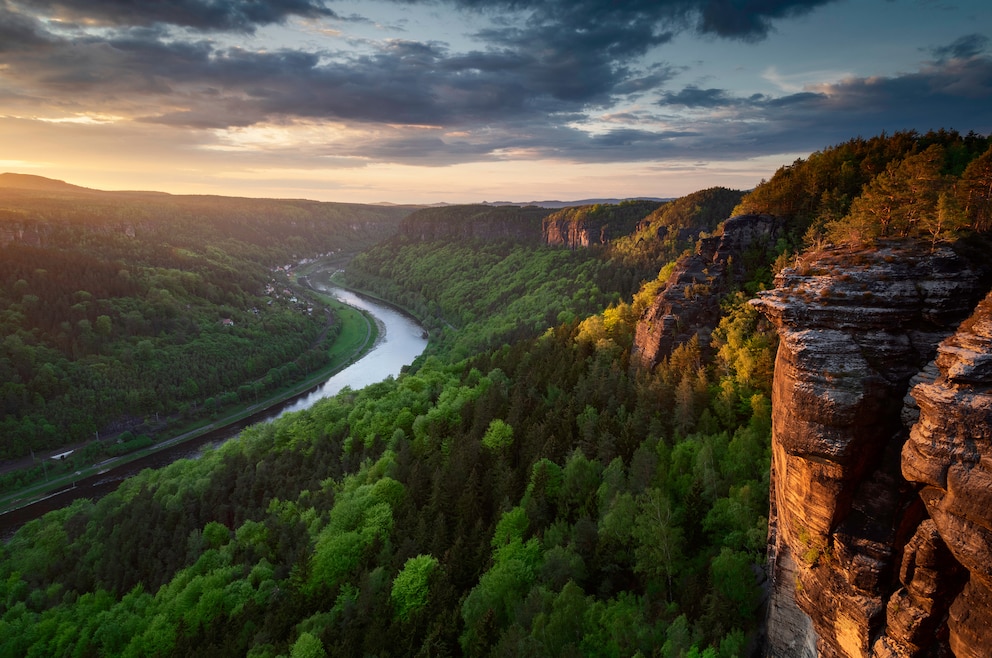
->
[[279, 282, 428, 414], [0, 283, 427, 538]]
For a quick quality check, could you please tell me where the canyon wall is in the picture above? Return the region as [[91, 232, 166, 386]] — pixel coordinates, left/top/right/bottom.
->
[[542, 200, 661, 249], [752, 241, 992, 657], [398, 202, 660, 247]]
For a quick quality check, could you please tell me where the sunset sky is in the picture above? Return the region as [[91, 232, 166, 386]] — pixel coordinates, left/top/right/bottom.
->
[[1, 0, 990, 204]]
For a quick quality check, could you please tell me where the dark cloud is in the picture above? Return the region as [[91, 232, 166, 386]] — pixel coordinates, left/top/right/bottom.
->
[[12, 0, 335, 32], [649, 55, 992, 161], [695, 0, 837, 40], [931, 33, 989, 61], [0, 5, 52, 52], [614, 68, 682, 95], [413, 0, 839, 40], [438, 0, 839, 104], [18, 0, 839, 40], [8, 29, 627, 128], [661, 86, 738, 108], [5, 0, 987, 174], [3, 0, 845, 130]]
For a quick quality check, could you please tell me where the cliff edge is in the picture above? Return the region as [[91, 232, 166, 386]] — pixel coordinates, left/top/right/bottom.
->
[[753, 241, 992, 657]]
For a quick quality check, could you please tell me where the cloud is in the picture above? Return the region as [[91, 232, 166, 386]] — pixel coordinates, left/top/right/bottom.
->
[[614, 67, 683, 95], [0, 5, 52, 52], [10, 0, 335, 32], [694, 0, 837, 40], [930, 33, 989, 61], [660, 86, 739, 108], [1, 0, 838, 133], [3, 0, 987, 176], [424, 0, 839, 40], [2, 0, 846, 120], [650, 53, 992, 160], [12, 0, 841, 40], [0, 25, 649, 128]]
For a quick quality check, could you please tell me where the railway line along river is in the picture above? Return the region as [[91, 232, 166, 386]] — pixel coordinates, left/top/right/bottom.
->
[[0, 281, 428, 539]]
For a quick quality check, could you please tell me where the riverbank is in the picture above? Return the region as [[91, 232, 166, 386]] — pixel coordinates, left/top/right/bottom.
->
[[321, 268, 434, 336], [0, 287, 380, 517]]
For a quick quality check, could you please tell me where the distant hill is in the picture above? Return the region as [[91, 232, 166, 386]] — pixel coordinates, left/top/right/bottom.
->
[[0, 172, 414, 463], [0, 173, 175, 198], [484, 197, 671, 208], [0, 173, 95, 193], [0, 174, 670, 208], [398, 204, 552, 243]]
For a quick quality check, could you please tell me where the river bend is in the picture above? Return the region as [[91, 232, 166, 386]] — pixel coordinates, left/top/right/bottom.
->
[[0, 284, 427, 537]]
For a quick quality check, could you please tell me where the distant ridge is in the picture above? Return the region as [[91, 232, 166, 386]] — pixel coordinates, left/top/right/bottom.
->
[[0, 173, 176, 197], [0, 174, 670, 208], [400, 198, 672, 209], [483, 197, 671, 208], [0, 172, 95, 193]]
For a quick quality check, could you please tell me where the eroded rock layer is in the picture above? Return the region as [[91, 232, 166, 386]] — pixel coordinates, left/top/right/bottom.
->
[[632, 213, 782, 370], [752, 243, 990, 657], [542, 200, 661, 249], [899, 292, 992, 658]]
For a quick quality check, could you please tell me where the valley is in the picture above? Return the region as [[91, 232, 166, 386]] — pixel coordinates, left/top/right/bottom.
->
[[1, 129, 991, 657]]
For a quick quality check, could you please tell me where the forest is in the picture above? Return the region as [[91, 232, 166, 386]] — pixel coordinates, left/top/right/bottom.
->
[[1, 129, 992, 657], [0, 177, 411, 481]]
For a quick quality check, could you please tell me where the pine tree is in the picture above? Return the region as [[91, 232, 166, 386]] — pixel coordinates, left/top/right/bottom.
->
[[959, 144, 992, 231]]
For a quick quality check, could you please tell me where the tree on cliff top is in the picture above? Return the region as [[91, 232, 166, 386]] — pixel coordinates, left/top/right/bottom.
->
[[733, 130, 992, 249], [960, 144, 992, 232]]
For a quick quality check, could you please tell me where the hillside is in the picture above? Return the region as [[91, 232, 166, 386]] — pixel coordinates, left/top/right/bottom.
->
[[0, 178, 413, 471], [2, 129, 992, 658], [0, 173, 95, 193], [396, 204, 552, 244], [542, 200, 663, 249], [0, 183, 772, 657]]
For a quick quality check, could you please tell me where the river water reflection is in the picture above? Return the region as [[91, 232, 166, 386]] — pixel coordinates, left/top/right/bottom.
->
[[280, 283, 428, 414], [0, 282, 427, 537]]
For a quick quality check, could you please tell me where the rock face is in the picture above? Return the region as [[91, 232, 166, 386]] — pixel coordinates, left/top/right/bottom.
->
[[632, 214, 782, 370], [899, 292, 992, 658], [752, 242, 992, 657], [542, 212, 610, 248], [542, 200, 661, 249]]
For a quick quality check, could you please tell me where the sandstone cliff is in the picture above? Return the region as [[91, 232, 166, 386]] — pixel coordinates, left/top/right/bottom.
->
[[897, 291, 992, 657], [632, 213, 783, 370], [399, 201, 663, 248], [752, 241, 992, 657], [542, 200, 660, 248]]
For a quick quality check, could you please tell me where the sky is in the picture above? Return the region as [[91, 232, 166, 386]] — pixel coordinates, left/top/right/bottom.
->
[[1, 0, 990, 204]]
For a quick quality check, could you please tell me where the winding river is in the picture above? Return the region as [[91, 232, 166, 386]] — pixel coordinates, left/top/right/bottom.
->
[[0, 283, 427, 537]]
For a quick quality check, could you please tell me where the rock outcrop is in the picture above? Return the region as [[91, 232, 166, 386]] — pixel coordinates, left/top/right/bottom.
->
[[632, 214, 783, 370], [898, 292, 992, 658], [542, 200, 661, 249], [752, 241, 992, 657]]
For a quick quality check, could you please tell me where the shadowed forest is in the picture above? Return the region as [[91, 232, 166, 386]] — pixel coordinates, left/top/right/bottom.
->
[[0, 176, 411, 491]]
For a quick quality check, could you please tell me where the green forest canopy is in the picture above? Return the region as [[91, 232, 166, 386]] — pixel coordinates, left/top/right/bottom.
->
[[3, 129, 992, 657], [0, 181, 412, 464]]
